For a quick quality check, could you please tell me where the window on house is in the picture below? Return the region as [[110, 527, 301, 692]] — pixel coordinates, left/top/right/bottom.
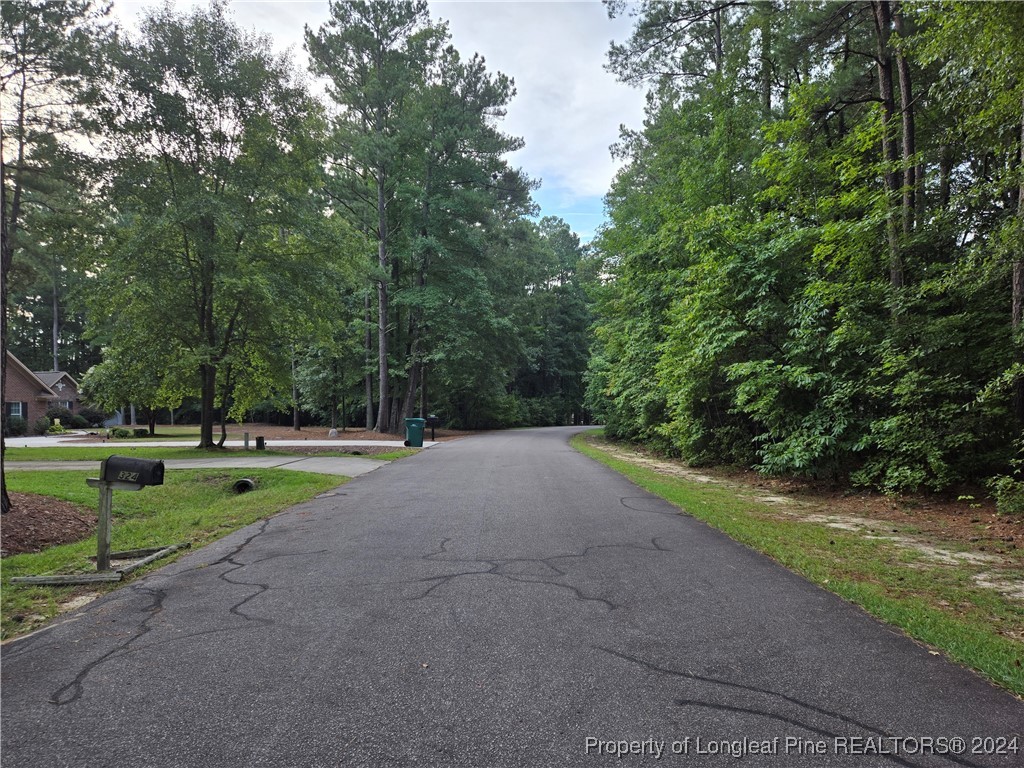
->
[[6, 402, 23, 418], [61, 401, 74, 411]]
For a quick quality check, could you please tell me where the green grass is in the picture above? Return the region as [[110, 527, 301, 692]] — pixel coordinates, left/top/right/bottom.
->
[[572, 431, 1024, 696], [5, 446, 296, 462], [5, 446, 421, 463], [2, 468, 342, 640], [375, 448, 420, 461]]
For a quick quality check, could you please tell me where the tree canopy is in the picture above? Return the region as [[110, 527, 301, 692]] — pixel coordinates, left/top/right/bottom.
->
[[588, 0, 1024, 498], [4, 0, 1021, 507]]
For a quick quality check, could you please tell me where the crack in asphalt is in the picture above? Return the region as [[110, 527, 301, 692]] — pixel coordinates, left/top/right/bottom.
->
[[600, 648, 985, 768], [214, 532, 330, 626], [47, 518, 295, 706], [202, 519, 281, 626], [210, 527, 330, 627], [406, 537, 673, 610], [49, 585, 167, 707]]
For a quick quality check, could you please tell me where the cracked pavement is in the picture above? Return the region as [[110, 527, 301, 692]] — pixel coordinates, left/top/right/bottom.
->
[[2, 427, 1021, 767]]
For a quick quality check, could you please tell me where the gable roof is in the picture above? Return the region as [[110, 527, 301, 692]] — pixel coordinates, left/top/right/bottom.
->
[[34, 370, 79, 391], [5, 351, 58, 399]]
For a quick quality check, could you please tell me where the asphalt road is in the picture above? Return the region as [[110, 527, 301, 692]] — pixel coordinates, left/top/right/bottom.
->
[[2, 427, 1020, 767]]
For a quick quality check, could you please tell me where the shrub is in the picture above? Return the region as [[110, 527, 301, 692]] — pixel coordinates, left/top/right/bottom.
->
[[45, 405, 75, 424], [111, 427, 132, 439], [988, 476, 1024, 517], [4, 416, 28, 437], [47, 422, 68, 435], [78, 407, 108, 427], [133, 428, 149, 438], [32, 416, 52, 435], [69, 414, 89, 429]]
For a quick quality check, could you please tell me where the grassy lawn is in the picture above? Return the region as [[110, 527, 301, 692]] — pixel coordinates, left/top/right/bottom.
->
[[309, 448, 420, 461], [3, 446, 420, 462], [572, 431, 1024, 697], [4, 446, 297, 462], [2, 468, 342, 640]]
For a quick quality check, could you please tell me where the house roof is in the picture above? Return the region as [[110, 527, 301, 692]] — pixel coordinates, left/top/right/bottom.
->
[[5, 351, 58, 399], [34, 370, 79, 391]]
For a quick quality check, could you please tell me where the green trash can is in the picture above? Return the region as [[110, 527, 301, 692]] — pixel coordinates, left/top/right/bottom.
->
[[404, 417, 426, 448]]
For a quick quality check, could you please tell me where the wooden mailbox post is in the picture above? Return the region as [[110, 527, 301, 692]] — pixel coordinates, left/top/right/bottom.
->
[[11, 456, 188, 586], [89, 456, 164, 571]]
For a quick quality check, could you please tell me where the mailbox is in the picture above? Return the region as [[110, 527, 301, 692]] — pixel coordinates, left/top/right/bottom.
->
[[424, 414, 441, 441], [101, 455, 165, 486]]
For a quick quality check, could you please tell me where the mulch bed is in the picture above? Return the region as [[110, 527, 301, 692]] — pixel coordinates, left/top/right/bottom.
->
[[1, 493, 97, 557]]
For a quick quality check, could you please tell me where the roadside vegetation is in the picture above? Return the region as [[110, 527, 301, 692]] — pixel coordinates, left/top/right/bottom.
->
[[587, 3, 1024, 503], [574, 431, 1024, 697], [1, 469, 341, 640]]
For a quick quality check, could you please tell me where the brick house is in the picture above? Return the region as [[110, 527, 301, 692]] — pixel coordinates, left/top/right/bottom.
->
[[34, 370, 81, 414], [3, 351, 58, 429]]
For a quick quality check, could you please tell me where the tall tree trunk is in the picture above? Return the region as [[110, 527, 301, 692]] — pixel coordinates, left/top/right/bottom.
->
[[1, 69, 30, 513], [757, 0, 773, 116], [872, 0, 903, 291], [199, 362, 216, 448], [893, 7, 916, 237], [51, 261, 59, 371], [364, 292, 374, 429], [1014, 94, 1024, 424], [291, 349, 301, 431], [420, 363, 427, 418], [712, 6, 723, 72], [1, 178, 10, 514], [938, 144, 952, 209], [375, 170, 390, 433], [402, 358, 420, 420], [197, 222, 217, 448]]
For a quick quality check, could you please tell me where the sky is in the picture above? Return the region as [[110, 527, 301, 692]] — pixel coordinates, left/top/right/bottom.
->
[[110, 1, 649, 242]]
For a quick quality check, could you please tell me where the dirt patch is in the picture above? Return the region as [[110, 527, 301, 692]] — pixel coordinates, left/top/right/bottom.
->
[[1, 493, 96, 557]]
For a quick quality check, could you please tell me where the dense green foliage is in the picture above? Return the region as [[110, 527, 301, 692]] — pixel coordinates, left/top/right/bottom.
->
[[1, 0, 108, 379], [589, 1, 1024, 492], [8, 0, 1018, 494], [305, 1, 591, 431], [2, 0, 593, 458]]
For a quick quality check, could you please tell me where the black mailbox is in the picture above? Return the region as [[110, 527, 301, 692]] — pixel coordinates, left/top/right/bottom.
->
[[425, 415, 441, 428], [102, 456, 165, 486]]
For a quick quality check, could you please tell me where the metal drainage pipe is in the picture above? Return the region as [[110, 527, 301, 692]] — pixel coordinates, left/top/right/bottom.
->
[[232, 478, 257, 494]]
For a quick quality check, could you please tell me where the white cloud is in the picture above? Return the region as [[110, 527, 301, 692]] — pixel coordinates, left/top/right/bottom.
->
[[433, 1, 646, 206]]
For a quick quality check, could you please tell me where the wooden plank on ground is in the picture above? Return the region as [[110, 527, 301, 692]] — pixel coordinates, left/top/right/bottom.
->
[[10, 573, 123, 585]]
